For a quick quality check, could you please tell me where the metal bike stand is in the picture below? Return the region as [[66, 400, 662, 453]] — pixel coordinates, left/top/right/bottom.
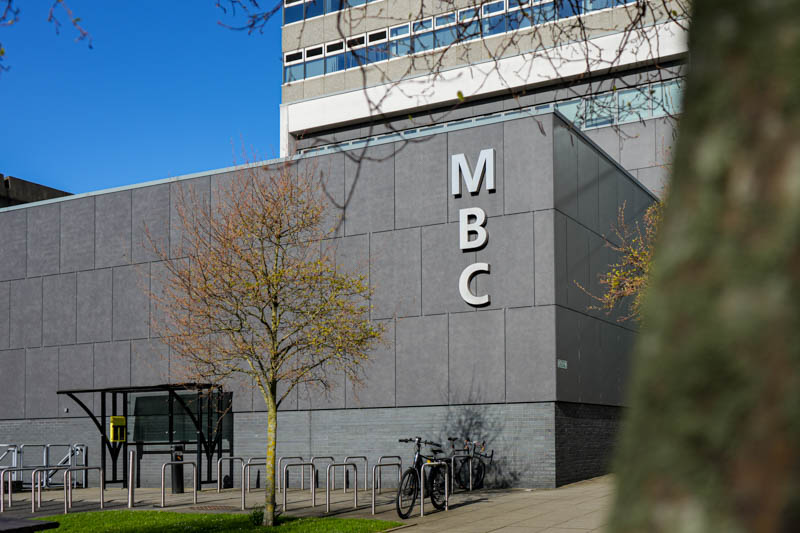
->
[[277, 456, 303, 492], [281, 462, 315, 512], [216, 456, 244, 492], [376, 456, 402, 490], [325, 463, 357, 513], [160, 461, 197, 508], [420, 461, 449, 517], [31, 466, 70, 512], [371, 462, 401, 515], [128, 449, 136, 508], [62, 467, 104, 515], [310, 456, 335, 490], [1, 466, 41, 511], [243, 460, 266, 494], [447, 451, 470, 493], [343, 456, 368, 492]]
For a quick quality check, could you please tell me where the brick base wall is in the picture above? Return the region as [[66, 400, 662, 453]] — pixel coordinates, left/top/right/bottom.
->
[[554, 402, 623, 486]]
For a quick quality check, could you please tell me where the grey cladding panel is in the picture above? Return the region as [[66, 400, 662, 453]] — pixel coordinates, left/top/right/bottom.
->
[[504, 116, 553, 213], [588, 233, 607, 320], [534, 210, 555, 306], [421, 223, 475, 315], [553, 211, 568, 306], [584, 126, 620, 163], [566, 218, 589, 313], [395, 134, 447, 229], [619, 121, 656, 170], [59, 344, 94, 417], [577, 139, 599, 231], [344, 144, 395, 235], [313, 153, 346, 236], [10, 278, 42, 349], [334, 234, 369, 282], [297, 373, 345, 410], [132, 184, 170, 263], [0, 349, 26, 418], [94, 341, 131, 389], [553, 121, 578, 219], [449, 310, 505, 404], [476, 212, 534, 309], [506, 306, 555, 402], [95, 191, 132, 268], [654, 117, 677, 167], [60, 197, 94, 273], [26, 347, 59, 418], [347, 319, 394, 408], [170, 177, 210, 258], [555, 306, 580, 403], [131, 339, 169, 386], [0, 210, 26, 281], [396, 315, 448, 407], [77, 269, 112, 343], [27, 204, 60, 277], [448, 123, 505, 222], [43, 273, 77, 346], [371, 228, 421, 319], [113, 265, 150, 340], [0, 282, 8, 350], [597, 159, 618, 242]]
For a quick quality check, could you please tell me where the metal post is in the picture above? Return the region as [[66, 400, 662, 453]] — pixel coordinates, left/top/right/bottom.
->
[[376, 456, 402, 490], [127, 450, 135, 508], [244, 459, 265, 493], [61, 467, 104, 514], [280, 462, 315, 512], [325, 463, 357, 513], [343, 456, 368, 492], [310, 456, 335, 491], [277, 456, 303, 492], [217, 457, 244, 492], [160, 461, 197, 508], [420, 462, 449, 517], [371, 463, 401, 514], [31, 466, 69, 512]]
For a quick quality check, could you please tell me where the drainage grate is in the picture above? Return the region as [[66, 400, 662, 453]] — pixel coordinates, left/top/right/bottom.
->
[[190, 505, 240, 511]]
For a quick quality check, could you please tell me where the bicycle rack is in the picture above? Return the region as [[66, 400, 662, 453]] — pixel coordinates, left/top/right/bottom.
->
[[325, 463, 357, 513], [243, 459, 266, 494], [310, 456, 335, 490], [376, 456, 402, 490], [0, 446, 19, 483], [216, 457, 245, 492], [63, 467, 104, 515], [128, 450, 135, 508], [2, 467, 41, 511], [31, 466, 70, 512], [160, 461, 197, 508], [343, 456, 368, 492], [371, 462, 401, 515], [420, 462, 449, 517], [448, 451, 471, 492], [281, 462, 315, 512], [277, 456, 304, 492]]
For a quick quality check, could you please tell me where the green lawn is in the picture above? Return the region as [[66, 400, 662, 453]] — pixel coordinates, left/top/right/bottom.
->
[[37, 510, 403, 533]]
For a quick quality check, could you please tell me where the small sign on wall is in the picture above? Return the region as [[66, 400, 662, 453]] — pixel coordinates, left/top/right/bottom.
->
[[109, 416, 127, 442], [557, 359, 568, 370]]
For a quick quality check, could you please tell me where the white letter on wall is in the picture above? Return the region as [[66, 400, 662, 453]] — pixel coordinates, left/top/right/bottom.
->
[[451, 149, 495, 196], [459, 207, 488, 250], [459, 262, 491, 307]]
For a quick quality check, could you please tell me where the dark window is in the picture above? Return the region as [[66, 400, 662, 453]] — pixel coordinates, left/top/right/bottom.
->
[[284, 0, 304, 24]]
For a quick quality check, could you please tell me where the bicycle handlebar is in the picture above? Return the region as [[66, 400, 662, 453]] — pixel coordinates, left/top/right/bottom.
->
[[398, 437, 442, 447]]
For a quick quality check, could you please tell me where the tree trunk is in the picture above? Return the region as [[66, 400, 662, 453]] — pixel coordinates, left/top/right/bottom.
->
[[264, 383, 278, 527], [610, 1, 800, 532]]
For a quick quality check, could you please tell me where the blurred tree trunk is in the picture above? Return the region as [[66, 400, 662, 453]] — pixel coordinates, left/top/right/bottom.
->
[[609, 1, 800, 532]]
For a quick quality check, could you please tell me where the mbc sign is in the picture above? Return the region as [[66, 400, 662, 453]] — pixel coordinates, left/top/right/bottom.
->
[[452, 148, 494, 307]]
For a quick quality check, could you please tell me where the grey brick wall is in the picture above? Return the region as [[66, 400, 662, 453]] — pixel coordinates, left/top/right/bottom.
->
[[554, 402, 622, 486]]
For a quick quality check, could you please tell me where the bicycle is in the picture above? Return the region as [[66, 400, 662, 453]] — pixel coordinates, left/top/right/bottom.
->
[[395, 437, 448, 519], [453, 439, 494, 491]]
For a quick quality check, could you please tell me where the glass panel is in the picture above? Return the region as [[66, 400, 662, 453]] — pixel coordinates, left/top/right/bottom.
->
[[413, 31, 435, 52], [325, 0, 344, 13], [346, 48, 367, 69], [557, 0, 582, 18], [413, 19, 433, 32], [390, 25, 409, 38], [586, 0, 614, 11], [436, 13, 456, 26], [459, 8, 478, 21], [325, 53, 345, 73], [305, 57, 325, 78], [507, 7, 532, 30], [347, 0, 366, 6], [435, 26, 459, 48], [458, 19, 481, 40], [305, 0, 324, 19], [555, 98, 584, 126], [390, 36, 412, 57], [533, 3, 556, 24], [367, 43, 389, 63], [584, 93, 615, 128], [618, 86, 652, 123], [284, 63, 304, 83], [483, 1, 505, 16], [284, 3, 304, 24], [482, 13, 506, 35], [654, 80, 683, 117]]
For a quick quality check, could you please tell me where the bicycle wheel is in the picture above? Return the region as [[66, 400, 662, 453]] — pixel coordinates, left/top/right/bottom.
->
[[429, 465, 448, 511], [455, 459, 471, 490], [472, 459, 486, 489], [396, 468, 418, 519]]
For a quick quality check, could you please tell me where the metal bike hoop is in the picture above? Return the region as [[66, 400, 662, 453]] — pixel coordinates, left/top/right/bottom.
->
[[343, 456, 368, 492], [371, 462, 401, 515], [160, 461, 197, 508], [376, 456, 402, 490], [325, 463, 357, 513], [281, 462, 316, 512], [420, 461, 449, 517], [216, 457, 245, 493], [277, 456, 304, 492], [62, 467, 104, 515]]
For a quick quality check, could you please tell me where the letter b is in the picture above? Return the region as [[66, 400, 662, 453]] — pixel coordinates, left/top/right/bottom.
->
[[459, 207, 488, 250]]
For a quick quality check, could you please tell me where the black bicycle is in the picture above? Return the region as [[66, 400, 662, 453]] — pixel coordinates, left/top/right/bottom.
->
[[453, 439, 493, 490], [395, 437, 448, 519]]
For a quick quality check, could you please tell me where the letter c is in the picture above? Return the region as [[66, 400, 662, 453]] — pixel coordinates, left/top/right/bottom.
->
[[459, 262, 490, 306]]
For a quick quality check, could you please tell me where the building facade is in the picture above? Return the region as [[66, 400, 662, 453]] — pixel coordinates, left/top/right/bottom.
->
[[0, 0, 685, 489]]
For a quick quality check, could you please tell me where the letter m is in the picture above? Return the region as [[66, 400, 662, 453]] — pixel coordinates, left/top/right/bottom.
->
[[451, 148, 495, 197]]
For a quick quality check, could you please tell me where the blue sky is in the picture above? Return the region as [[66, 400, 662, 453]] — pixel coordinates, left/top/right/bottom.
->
[[0, 1, 283, 194]]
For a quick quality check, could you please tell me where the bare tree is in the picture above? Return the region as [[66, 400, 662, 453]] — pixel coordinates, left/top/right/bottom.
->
[[148, 163, 384, 526]]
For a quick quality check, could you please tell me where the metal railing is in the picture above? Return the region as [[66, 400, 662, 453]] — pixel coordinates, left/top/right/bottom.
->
[[310, 456, 335, 490], [277, 456, 304, 492], [281, 462, 315, 512], [62, 467, 104, 515], [376, 456, 402, 490], [160, 461, 197, 508], [420, 462, 449, 517], [343, 456, 368, 492], [371, 462, 401, 515], [325, 463, 357, 513], [216, 457, 244, 492]]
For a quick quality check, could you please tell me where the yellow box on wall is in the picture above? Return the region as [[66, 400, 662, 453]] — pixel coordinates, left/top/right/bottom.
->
[[109, 416, 127, 443]]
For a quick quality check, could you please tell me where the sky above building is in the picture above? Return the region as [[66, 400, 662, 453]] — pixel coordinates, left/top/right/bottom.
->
[[0, 2, 282, 194]]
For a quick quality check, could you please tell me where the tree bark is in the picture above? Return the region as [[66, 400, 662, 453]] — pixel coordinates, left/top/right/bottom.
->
[[610, 1, 800, 532], [264, 383, 278, 527]]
